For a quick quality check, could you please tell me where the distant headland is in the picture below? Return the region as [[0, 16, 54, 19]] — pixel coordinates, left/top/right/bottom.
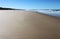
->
[[0, 7, 16, 10]]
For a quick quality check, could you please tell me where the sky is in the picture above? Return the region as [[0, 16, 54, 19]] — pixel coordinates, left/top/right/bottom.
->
[[0, 0, 60, 9]]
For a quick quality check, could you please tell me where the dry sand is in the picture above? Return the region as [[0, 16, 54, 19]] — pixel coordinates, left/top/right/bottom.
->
[[0, 10, 60, 39]]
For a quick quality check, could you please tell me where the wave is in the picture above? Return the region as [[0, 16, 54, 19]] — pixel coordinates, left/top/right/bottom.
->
[[29, 9, 60, 17]]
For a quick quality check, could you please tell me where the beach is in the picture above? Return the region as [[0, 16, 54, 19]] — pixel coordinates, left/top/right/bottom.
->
[[0, 10, 60, 39]]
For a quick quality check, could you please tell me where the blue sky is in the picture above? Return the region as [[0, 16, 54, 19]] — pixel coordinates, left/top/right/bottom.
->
[[0, 0, 60, 9]]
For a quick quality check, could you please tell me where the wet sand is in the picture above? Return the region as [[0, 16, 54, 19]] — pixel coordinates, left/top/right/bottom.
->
[[0, 10, 60, 39]]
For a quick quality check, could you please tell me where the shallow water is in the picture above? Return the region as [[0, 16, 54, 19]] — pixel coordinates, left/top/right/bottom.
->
[[31, 10, 60, 17]]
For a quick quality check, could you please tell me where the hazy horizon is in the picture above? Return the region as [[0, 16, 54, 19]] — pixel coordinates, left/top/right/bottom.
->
[[0, 0, 60, 9]]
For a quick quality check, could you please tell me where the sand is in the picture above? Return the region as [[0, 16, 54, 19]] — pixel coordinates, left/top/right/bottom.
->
[[0, 10, 60, 39]]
